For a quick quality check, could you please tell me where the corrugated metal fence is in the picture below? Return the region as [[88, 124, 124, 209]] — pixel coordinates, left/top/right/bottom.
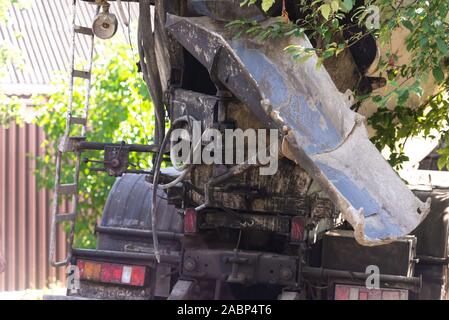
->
[[0, 122, 66, 291]]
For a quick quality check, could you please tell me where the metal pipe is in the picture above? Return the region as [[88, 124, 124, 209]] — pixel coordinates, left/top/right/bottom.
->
[[72, 248, 181, 264], [95, 225, 183, 240], [416, 255, 449, 265], [77, 141, 159, 153]]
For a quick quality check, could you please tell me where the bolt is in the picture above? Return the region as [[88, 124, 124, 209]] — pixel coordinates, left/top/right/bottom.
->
[[110, 158, 120, 168], [184, 257, 196, 272], [280, 267, 293, 280]]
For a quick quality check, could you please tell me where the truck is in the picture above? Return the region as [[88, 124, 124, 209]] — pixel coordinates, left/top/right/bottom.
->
[[46, 0, 449, 300]]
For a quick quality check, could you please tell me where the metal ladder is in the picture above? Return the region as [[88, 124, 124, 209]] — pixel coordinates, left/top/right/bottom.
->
[[50, 0, 98, 267]]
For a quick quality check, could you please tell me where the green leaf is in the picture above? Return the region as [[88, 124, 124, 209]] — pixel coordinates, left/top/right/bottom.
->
[[402, 20, 414, 31], [436, 38, 449, 54], [437, 156, 447, 171], [320, 4, 331, 20], [397, 90, 410, 105], [437, 148, 449, 156], [372, 95, 383, 103], [432, 66, 445, 82], [330, 0, 339, 12], [341, 0, 353, 12], [261, 0, 275, 12]]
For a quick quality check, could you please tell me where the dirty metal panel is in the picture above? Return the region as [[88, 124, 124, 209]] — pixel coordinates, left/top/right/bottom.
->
[[182, 249, 297, 286], [169, 88, 218, 129], [201, 211, 291, 233], [166, 15, 430, 245], [322, 230, 416, 277]]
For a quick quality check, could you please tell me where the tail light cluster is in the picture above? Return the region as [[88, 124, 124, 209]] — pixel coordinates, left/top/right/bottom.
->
[[184, 208, 198, 234], [77, 260, 147, 287], [290, 216, 305, 242], [334, 284, 408, 300]]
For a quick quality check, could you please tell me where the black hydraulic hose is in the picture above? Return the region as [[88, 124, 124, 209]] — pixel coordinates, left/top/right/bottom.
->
[[151, 116, 192, 263], [151, 125, 174, 263]]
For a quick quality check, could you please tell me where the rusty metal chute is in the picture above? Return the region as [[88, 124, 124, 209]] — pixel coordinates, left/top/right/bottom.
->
[[165, 15, 431, 245]]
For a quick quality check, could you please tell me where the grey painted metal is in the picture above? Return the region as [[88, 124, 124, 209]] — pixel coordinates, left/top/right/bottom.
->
[[166, 15, 430, 245]]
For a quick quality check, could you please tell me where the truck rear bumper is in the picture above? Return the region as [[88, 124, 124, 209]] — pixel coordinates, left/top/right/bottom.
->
[[71, 247, 421, 299]]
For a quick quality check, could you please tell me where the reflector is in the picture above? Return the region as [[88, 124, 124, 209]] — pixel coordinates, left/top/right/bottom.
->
[[121, 266, 132, 284], [290, 216, 305, 242], [184, 208, 198, 234], [101, 263, 122, 284], [82, 261, 101, 281]]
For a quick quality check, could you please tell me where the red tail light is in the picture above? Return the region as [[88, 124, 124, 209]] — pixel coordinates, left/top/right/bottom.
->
[[334, 284, 408, 300], [290, 216, 305, 242], [184, 208, 197, 234], [77, 260, 147, 287], [100, 263, 122, 284]]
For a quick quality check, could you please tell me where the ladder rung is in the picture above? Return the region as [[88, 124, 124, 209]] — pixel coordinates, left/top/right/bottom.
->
[[58, 136, 86, 153], [73, 70, 91, 80], [55, 212, 77, 223], [57, 184, 77, 195], [70, 116, 87, 126], [74, 25, 93, 36]]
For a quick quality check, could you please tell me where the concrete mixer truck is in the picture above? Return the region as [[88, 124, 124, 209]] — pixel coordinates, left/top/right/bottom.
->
[[46, 0, 449, 300]]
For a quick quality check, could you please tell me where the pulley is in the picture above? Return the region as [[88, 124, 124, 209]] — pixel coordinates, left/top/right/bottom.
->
[[92, 4, 118, 40]]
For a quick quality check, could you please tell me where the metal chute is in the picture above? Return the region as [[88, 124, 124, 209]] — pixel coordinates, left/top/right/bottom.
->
[[166, 15, 431, 245]]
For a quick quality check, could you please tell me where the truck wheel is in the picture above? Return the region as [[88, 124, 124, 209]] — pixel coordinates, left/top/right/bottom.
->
[[412, 188, 449, 300], [96, 173, 183, 298]]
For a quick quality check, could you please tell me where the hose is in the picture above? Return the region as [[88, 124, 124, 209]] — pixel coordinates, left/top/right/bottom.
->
[[138, 0, 165, 146], [159, 166, 192, 190], [151, 116, 194, 262]]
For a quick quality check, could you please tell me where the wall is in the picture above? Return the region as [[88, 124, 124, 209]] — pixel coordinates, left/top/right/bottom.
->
[[0, 122, 66, 291]]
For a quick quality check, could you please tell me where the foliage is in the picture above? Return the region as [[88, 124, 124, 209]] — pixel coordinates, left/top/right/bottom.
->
[[234, 0, 449, 170], [34, 42, 154, 248], [0, 94, 22, 126]]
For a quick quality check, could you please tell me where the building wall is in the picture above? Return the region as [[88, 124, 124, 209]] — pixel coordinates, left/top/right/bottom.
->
[[0, 122, 67, 291]]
